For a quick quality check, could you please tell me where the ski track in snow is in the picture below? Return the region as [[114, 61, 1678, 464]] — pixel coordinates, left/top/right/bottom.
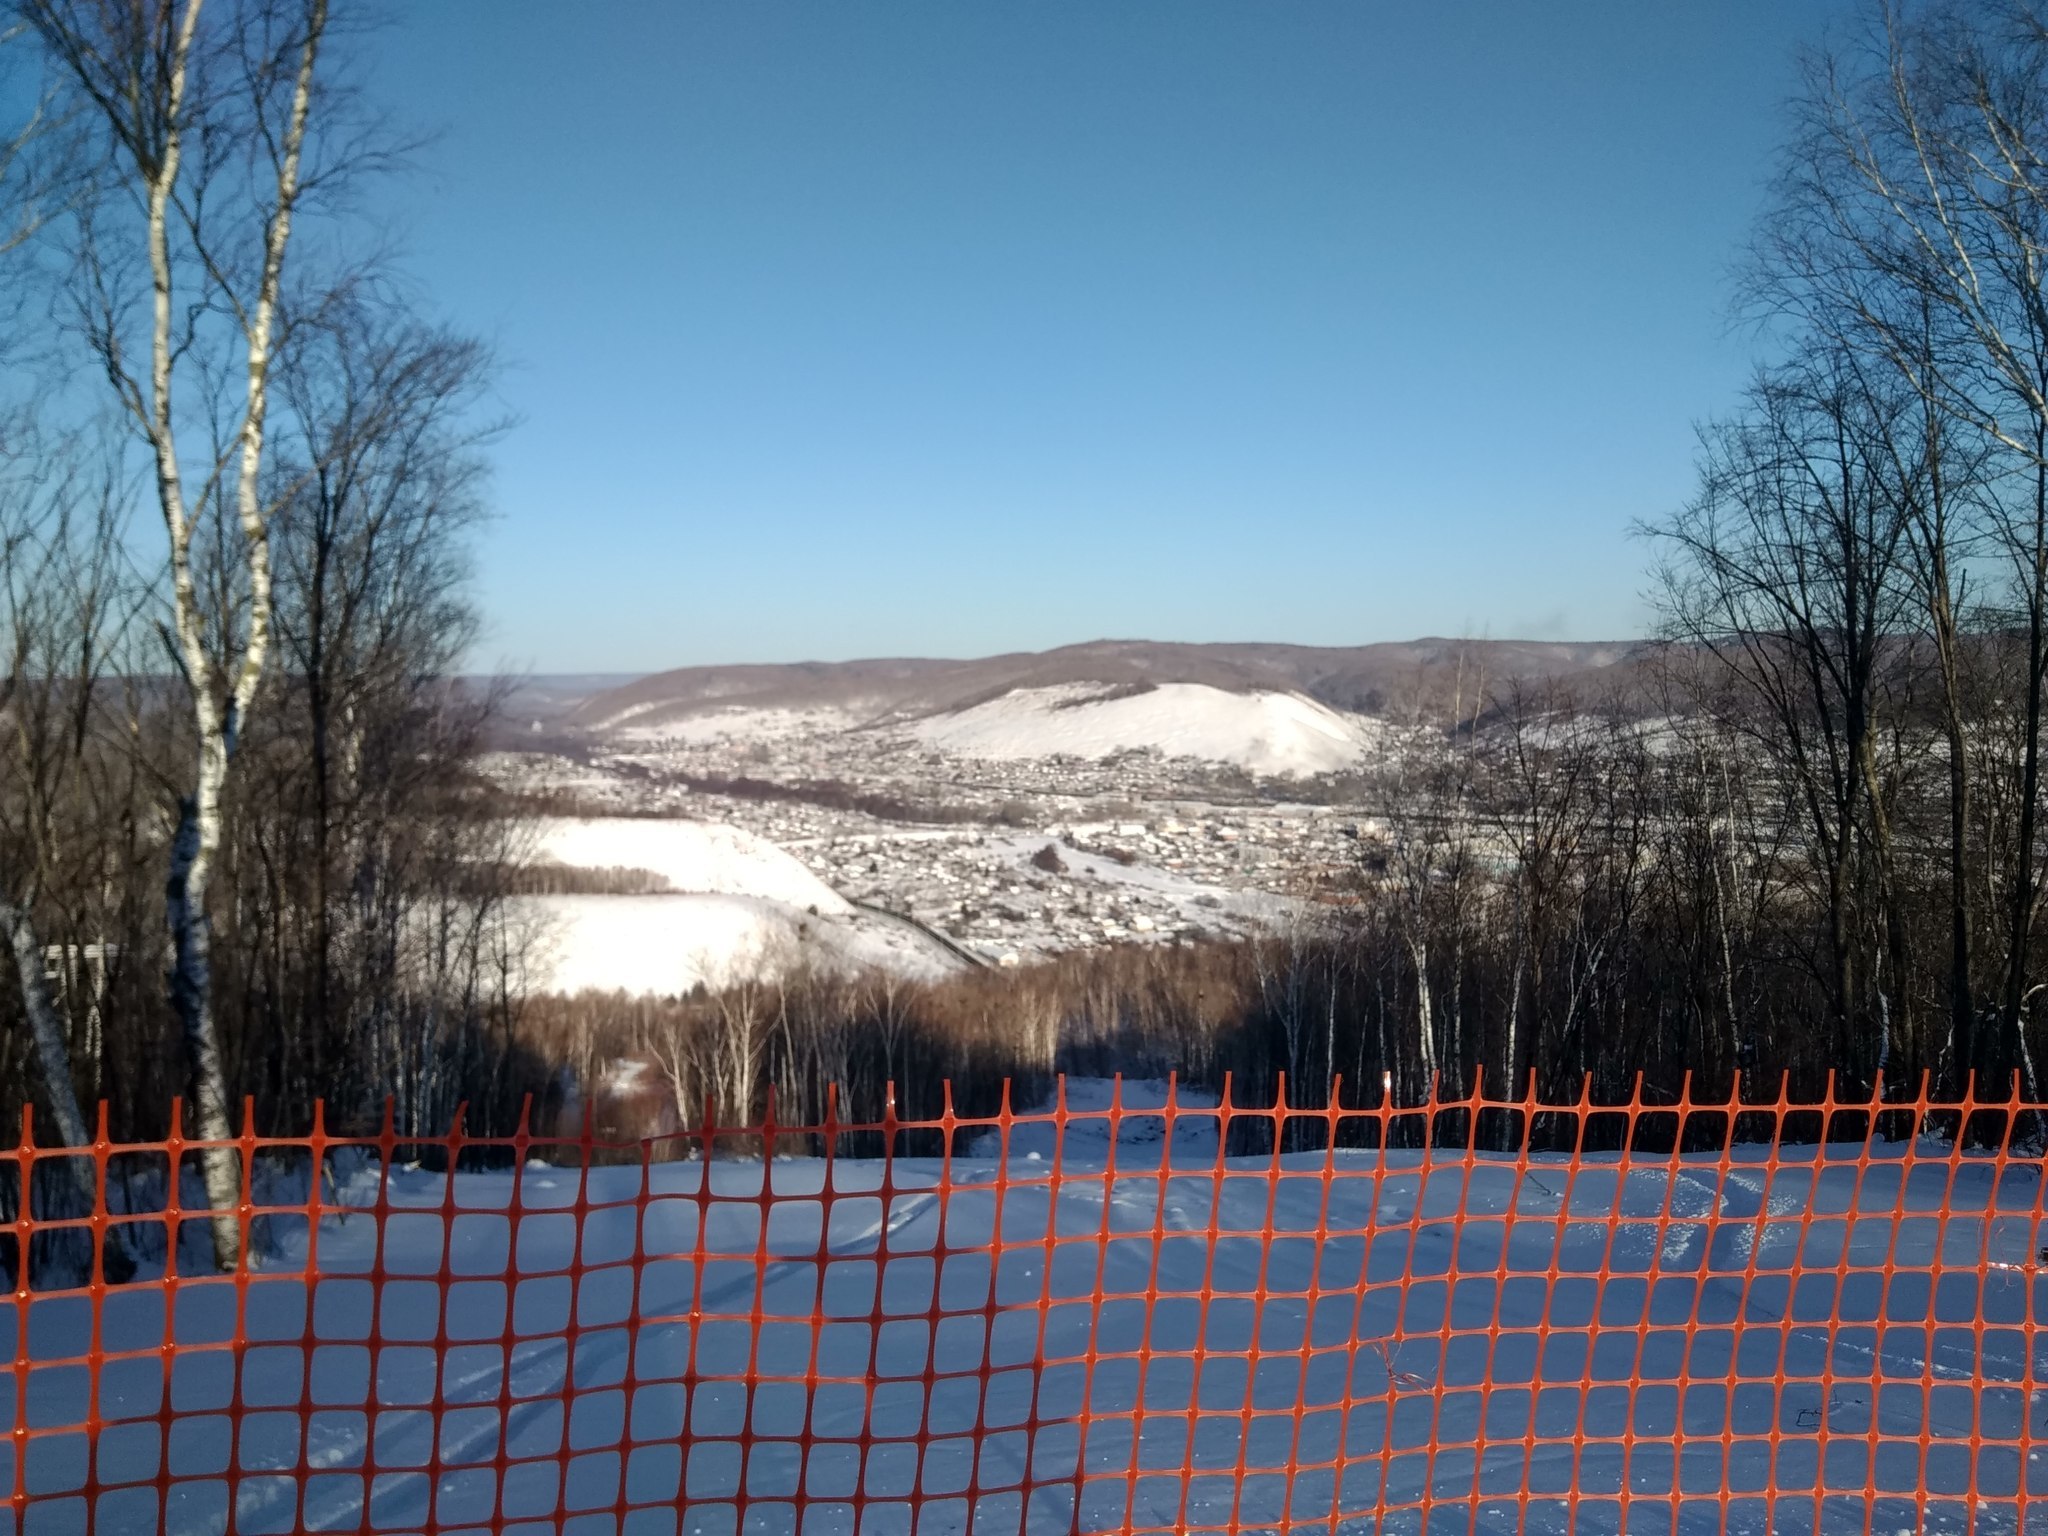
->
[[8, 1082, 2044, 1536]]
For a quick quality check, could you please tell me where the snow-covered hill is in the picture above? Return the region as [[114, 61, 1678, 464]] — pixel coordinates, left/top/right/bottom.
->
[[522, 817, 964, 994], [535, 816, 852, 913], [567, 636, 1642, 735], [910, 683, 1381, 777], [524, 891, 958, 994]]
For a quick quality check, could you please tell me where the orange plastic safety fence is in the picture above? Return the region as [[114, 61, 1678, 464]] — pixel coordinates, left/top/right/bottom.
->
[[2, 1074, 2045, 1535]]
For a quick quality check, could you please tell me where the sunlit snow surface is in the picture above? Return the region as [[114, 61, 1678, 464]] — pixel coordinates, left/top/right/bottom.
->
[[519, 817, 966, 992], [534, 819, 854, 916], [909, 685, 1382, 778], [7, 1080, 2047, 1536]]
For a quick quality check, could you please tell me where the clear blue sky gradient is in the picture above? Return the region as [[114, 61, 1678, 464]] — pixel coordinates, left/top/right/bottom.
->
[[360, 1, 1851, 673]]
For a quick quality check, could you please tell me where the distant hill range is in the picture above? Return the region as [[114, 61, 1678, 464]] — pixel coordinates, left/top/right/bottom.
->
[[556, 638, 1647, 736]]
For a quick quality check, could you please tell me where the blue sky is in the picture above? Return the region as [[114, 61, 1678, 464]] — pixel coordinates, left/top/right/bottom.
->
[[360, 2, 1851, 673]]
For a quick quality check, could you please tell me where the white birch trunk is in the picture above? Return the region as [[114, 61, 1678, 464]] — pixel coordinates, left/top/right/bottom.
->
[[129, 0, 246, 1272], [1407, 933, 1436, 1102], [1, 898, 90, 1151], [1, 899, 139, 1277], [139, 0, 326, 1272]]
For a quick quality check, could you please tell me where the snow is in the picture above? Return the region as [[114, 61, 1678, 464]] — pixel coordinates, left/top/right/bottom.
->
[[522, 892, 962, 994], [966, 1075, 1224, 1162], [985, 831, 1300, 935], [910, 685, 1381, 777], [536, 817, 852, 915], [521, 819, 965, 994], [9, 1080, 2038, 1536], [1498, 712, 1692, 758], [612, 705, 863, 745]]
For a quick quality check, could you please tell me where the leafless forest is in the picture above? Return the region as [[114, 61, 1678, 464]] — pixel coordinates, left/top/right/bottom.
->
[[8, 0, 2048, 1273]]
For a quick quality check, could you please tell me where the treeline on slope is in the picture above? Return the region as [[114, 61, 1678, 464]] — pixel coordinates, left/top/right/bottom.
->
[[505, 765, 1034, 829], [516, 944, 1251, 1154]]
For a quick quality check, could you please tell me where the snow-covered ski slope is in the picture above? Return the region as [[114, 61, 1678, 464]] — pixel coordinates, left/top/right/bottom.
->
[[908, 684, 1381, 778], [7, 1078, 2046, 1536], [520, 817, 968, 992]]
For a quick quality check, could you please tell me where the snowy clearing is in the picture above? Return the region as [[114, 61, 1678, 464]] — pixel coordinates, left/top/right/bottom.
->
[[909, 685, 1381, 778], [520, 819, 966, 993], [535, 818, 852, 915], [521, 891, 964, 995], [8, 1081, 2042, 1536]]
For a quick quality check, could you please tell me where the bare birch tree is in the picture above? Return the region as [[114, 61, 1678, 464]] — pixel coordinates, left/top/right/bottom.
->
[[0, 12, 74, 281], [243, 292, 502, 1125], [1757, 0, 2048, 1084], [1648, 354, 1915, 1084], [24, 0, 332, 1268], [1365, 731, 1477, 1100]]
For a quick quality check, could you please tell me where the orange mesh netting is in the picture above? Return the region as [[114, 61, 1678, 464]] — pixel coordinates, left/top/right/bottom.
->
[[4, 1074, 2043, 1535]]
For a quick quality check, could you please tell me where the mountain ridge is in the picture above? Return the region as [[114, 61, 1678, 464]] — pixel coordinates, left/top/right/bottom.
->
[[563, 637, 1647, 734]]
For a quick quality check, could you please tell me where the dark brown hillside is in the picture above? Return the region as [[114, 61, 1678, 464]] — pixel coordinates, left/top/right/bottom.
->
[[567, 637, 1646, 733]]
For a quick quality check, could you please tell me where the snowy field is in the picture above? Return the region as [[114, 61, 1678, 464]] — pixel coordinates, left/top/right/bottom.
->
[[520, 817, 967, 991], [6, 1080, 2046, 1536], [523, 891, 962, 993], [533, 818, 858, 915]]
